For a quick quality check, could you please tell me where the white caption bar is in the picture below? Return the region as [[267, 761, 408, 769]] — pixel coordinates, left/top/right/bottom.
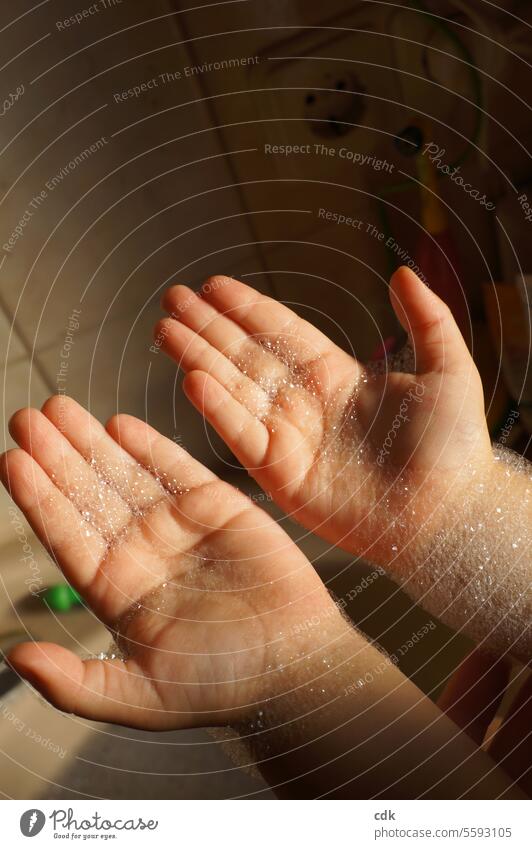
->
[[3, 799, 529, 848]]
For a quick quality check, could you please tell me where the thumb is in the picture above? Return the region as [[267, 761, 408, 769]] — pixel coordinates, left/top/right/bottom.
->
[[7, 641, 168, 730], [390, 266, 471, 375]]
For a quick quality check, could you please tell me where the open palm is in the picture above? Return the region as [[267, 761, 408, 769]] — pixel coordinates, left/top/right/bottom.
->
[[2, 397, 339, 729], [157, 267, 491, 569]]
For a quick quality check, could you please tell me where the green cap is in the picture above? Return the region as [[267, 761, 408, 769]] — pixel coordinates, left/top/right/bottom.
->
[[43, 584, 82, 612]]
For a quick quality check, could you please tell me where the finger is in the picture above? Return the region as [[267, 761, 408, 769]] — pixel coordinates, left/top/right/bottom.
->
[[42, 395, 162, 511], [486, 671, 532, 795], [106, 410, 258, 537], [0, 449, 106, 589], [1, 448, 145, 622], [437, 650, 510, 744], [9, 408, 131, 541], [390, 266, 471, 375], [163, 284, 250, 355], [162, 284, 292, 393], [105, 412, 217, 492], [155, 317, 271, 417], [7, 642, 171, 730], [198, 275, 339, 363], [183, 370, 270, 470]]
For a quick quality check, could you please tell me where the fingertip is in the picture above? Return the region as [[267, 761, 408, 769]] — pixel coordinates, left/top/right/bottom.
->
[[7, 641, 82, 707], [0, 449, 8, 481], [7, 640, 43, 677], [200, 275, 236, 299], [0, 446, 16, 476], [389, 265, 410, 304], [0, 447, 32, 493], [40, 393, 82, 427], [160, 284, 195, 315], [390, 265, 449, 320], [184, 370, 268, 467], [0, 448, 15, 491], [388, 264, 472, 376], [160, 284, 177, 312], [41, 393, 69, 416], [105, 412, 142, 442], [153, 316, 174, 341], [390, 265, 424, 292], [390, 266, 429, 321], [8, 639, 68, 670], [8, 406, 35, 440], [104, 412, 121, 437]]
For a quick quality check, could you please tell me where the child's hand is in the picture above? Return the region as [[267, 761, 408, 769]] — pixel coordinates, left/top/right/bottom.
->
[[1, 399, 522, 798], [157, 266, 492, 570], [1, 396, 346, 730]]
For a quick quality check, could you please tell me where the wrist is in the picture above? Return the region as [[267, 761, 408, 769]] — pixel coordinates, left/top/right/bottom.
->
[[381, 444, 532, 660], [239, 610, 380, 736], [371, 445, 496, 576]]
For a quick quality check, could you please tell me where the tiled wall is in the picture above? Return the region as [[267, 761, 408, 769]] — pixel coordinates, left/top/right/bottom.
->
[[0, 0, 272, 546]]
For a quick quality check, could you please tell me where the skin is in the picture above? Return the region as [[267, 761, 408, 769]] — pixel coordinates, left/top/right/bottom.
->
[[1, 395, 346, 730], [156, 265, 491, 570], [156, 266, 531, 662], [0, 396, 525, 798], [438, 650, 532, 797]]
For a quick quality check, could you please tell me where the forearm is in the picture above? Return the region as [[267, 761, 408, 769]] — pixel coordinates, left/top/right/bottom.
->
[[391, 446, 532, 663], [238, 625, 522, 799]]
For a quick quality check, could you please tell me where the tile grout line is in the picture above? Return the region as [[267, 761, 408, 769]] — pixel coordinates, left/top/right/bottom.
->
[[0, 285, 56, 394]]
